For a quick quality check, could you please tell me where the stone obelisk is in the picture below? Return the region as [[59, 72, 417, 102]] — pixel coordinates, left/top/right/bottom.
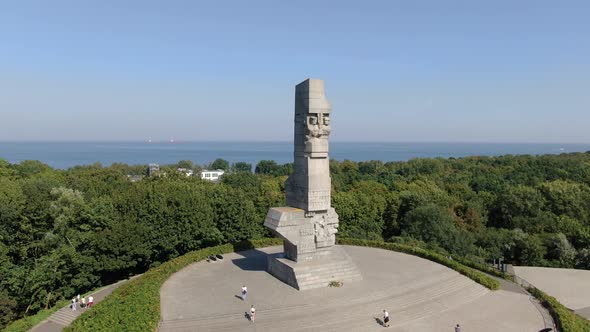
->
[[264, 79, 362, 290]]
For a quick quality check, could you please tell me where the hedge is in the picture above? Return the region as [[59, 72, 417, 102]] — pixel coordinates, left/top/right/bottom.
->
[[337, 238, 501, 290], [64, 238, 282, 332], [454, 257, 514, 282], [527, 287, 590, 332]]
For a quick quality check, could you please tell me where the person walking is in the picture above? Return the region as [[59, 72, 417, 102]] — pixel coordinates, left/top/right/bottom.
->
[[250, 305, 256, 322], [88, 295, 94, 308], [383, 309, 390, 327], [81, 296, 86, 308], [455, 323, 461, 332], [71, 298, 76, 311], [241, 285, 248, 301]]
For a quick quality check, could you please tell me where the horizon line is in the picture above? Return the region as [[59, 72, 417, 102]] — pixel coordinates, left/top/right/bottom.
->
[[1, 140, 590, 145]]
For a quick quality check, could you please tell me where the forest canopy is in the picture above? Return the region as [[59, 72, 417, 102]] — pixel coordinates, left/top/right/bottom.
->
[[1, 152, 590, 328]]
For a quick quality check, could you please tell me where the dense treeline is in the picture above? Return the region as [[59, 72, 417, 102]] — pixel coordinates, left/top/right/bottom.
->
[[1, 153, 590, 327]]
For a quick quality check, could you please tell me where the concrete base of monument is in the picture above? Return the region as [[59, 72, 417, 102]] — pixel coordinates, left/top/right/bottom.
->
[[267, 245, 362, 290]]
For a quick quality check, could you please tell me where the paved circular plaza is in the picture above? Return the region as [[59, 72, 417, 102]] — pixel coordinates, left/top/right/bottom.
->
[[160, 245, 547, 331]]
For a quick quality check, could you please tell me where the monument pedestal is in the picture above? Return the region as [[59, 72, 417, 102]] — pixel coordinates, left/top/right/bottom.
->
[[267, 246, 362, 290]]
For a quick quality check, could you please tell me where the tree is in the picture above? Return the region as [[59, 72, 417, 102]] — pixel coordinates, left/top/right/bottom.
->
[[276, 163, 293, 176], [575, 248, 590, 269], [396, 179, 451, 221], [210, 158, 229, 171], [401, 204, 473, 255], [176, 160, 194, 170], [333, 182, 390, 240], [539, 180, 590, 221], [0, 291, 16, 330], [49, 187, 86, 244], [0, 159, 16, 178], [333, 191, 384, 240], [210, 186, 265, 242], [86, 221, 152, 283], [14, 160, 51, 177], [0, 178, 26, 247], [512, 231, 546, 265], [476, 228, 518, 260], [490, 185, 545, 229], [255, 160, 279, 175], [358, 160, 384, 175], [231, 162, 252, 173], [544, 233, 576, 267]]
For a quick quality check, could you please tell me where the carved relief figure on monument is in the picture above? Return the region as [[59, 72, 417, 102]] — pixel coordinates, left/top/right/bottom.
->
[[314, 208, 339, 248], [305, 113, 331, 157]]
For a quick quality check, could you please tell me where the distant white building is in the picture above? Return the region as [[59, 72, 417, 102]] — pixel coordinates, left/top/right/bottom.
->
[[200, 169, 224, 181], [126, 175, 144, 182], [177, 168, 194, 177], [148, 163, 160, 176]]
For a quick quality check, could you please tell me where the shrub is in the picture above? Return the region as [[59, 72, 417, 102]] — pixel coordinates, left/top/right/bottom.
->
[[454, 257, 515, 282], [528, 287, 590, 332], [3, 299, 69, 332], [337, 238, 500, 290], [64, 238, 282, 332]]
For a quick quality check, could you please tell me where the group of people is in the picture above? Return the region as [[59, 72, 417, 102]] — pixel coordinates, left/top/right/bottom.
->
[[382, 309, 461, 331], [240, 285, 256, 322], [70, 294, 94, 311]]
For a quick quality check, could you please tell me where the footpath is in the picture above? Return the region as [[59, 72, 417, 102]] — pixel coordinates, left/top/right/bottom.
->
[[29, 277, 133, 332]]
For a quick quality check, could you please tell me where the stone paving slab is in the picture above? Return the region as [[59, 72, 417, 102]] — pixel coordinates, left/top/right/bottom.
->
[[576, 306, 590, 320], [160, 245, 546, 331], [513, 266, 590, 316]]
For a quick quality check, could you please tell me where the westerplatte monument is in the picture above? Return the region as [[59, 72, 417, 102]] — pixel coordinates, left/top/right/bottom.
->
[[264, 79, 362, 290]]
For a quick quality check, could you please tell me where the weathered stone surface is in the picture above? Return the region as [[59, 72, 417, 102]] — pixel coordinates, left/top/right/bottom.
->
[[285, 79, 333, 212], [267, 246, 362, 290], [264, 79, 361, 289]]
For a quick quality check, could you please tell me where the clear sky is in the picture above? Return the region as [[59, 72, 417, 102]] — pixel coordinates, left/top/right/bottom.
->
[[1, 0, 589, 142]]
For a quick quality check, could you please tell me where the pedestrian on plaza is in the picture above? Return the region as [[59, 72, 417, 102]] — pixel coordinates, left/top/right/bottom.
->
[[383, 309, 390, 327], [241, 285, 248, 301], [455, 323, 461, 332], [250, 305, 256, 322], [71, 298, 76, 311], [88, 295, 94, 308]]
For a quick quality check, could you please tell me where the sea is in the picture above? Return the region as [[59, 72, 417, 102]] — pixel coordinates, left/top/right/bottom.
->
[[0, 141, 589, 170]]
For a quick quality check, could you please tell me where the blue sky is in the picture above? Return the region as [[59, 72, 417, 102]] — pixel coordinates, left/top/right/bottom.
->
[[1, 0, 589, 142]]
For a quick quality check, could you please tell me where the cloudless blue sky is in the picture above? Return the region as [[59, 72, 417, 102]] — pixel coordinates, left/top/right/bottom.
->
[[1, 0, 589, 142]]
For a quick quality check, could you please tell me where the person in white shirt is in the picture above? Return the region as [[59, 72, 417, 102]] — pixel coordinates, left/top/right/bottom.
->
[[250, 305, 256, 322], [241, 285, 248, 301], [383, 309, 390, 327]]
